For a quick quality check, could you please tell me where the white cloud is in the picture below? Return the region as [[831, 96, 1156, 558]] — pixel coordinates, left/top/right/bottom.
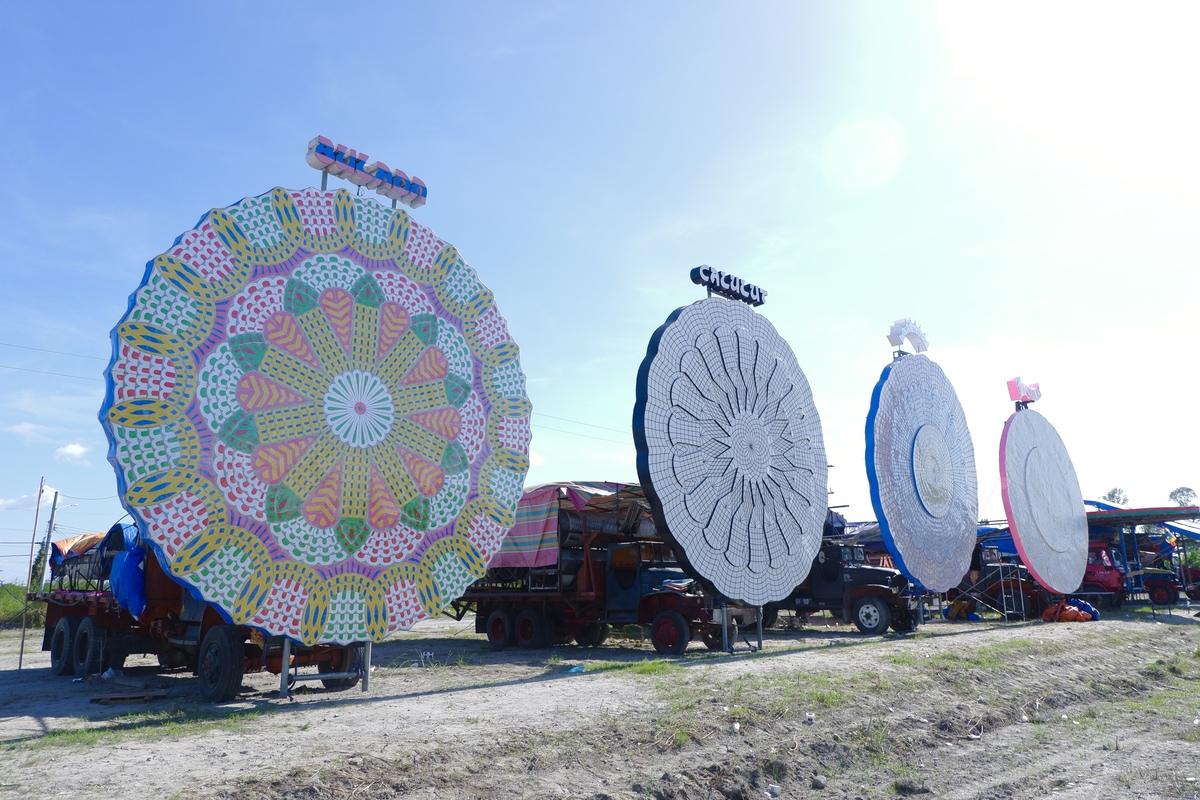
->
[[54, 442, 91, 464], [5, 421, 53, 442]]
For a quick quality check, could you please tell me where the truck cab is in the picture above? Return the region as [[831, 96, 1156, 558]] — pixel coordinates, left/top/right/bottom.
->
[[766, 541, 918, 634]]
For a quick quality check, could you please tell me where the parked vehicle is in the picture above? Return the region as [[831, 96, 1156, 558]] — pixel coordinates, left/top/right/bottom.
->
[[28, 524, 363, 701], [452, 482, 758, 655], [1074, 539, 1182, 607], [762, 540, 920, 634]]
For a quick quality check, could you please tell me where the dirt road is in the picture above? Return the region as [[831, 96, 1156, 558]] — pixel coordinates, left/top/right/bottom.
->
[[2, 610, 1198, 799]]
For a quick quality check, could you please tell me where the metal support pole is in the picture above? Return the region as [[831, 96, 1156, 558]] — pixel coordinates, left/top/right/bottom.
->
[[361, 641, 372, 692], [17, 477, 45, 670], [720, 599, 729, 653], [320, 171, 328, 191], [756, 607, 763, 651], [279, 638, 291, 698]]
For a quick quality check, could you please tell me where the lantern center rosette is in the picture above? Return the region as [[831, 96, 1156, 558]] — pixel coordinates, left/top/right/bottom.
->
[[101, 188, 531, 645]]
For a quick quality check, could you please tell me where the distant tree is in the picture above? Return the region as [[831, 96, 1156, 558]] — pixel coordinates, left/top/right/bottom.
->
[[28, 539, 49, 591], [1102, 487, 1128, 506], [1168, 486, 1196, 507]]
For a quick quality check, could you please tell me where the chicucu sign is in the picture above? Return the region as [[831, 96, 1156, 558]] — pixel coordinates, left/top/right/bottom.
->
[[690, 265, 767, 307], [306, 135, 428, 208]]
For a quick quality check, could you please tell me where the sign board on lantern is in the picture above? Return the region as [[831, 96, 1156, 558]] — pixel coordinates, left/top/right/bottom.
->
[[306, 135, 428, 208]]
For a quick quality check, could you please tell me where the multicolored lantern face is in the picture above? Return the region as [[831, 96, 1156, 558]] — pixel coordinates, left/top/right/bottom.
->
[[1000, 408, 1087, 594], [866, 354, 978, 592], [634, 298, 828, 605], [102, 188, 530, 644]]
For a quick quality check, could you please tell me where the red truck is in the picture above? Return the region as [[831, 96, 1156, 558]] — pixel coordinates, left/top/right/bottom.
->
[[1075, 538, 1181, 607], [450, 482, 759, 655], [29, 524, 365, 700]]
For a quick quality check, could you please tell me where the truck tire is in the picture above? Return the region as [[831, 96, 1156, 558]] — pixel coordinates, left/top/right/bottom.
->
[[197, 625, 245, 702], [72, 616, 107, 676], [319, 645, 362, 691], [514, 608, 549, 649], [485, 609, 515, 649], [1148, 585, 1175, 606], [852, 597, 890, 635], [50, 616, 79, 676], [650, 610, 690, 656], [890, 612, 918, 634], [574, 623, 609, 648], [702, 627, 725, 651]]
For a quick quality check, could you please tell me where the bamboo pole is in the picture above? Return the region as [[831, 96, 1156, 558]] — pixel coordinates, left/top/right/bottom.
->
[[17, 477, 45, 670]]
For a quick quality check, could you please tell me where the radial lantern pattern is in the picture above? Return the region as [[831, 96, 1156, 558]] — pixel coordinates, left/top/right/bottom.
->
[[1000, 409, 1087, 594], [634, 298, 828, 605], [101, 187, 531, 645], [866, 355, 977, 592]]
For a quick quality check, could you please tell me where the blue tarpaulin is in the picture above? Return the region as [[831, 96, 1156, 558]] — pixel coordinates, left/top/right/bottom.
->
[[106, 523, 146, 619]]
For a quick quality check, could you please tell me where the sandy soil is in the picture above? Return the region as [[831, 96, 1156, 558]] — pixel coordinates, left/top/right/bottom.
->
[[2, 608, 1199, 800]]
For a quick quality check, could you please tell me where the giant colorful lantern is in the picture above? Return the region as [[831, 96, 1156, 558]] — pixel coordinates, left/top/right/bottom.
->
[[999, 378, 1087, 594], [101, 184, 530, 645], [634, 272, 827, 606], [865, 320, 978, 592]]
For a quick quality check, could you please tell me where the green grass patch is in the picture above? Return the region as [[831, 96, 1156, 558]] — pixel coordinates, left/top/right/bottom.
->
[[587, 658, 682, 677], [1, 707, 263, 750], [887, 638, 1061, 672]]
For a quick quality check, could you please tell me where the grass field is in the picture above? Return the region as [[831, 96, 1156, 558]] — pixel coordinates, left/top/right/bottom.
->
[[0, 582, 43, 629]]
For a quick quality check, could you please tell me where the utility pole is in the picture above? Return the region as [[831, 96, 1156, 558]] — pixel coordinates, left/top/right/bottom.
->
[[17, 478, 46, 670]]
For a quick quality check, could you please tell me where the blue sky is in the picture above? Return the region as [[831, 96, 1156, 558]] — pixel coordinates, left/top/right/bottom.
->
[[0, 3, 1196, 580]]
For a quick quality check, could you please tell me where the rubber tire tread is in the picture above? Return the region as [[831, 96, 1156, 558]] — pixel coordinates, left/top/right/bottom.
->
[[650, 610, 689, 656], [198, 625, 245, 702], [50, 616, 78, 676], [72, 616, 106, 677], [852, 596, 891, 635]]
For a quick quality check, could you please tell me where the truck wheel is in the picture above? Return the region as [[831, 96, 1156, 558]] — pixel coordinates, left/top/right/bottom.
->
[[72, 617, 107, 676], [852, 597, 890, 635], [50, 616, 79, 676], [319, 645, 362, 691], [701, 627, 725, 651], [197, 625, 245, 702], [650, 610, 690, 656], [574, 623, 609, 648], [1149, 585, 1172, 606], [486, 609, 515, 649], [890, 613, 918, 634], [515, 608, 549, 648]]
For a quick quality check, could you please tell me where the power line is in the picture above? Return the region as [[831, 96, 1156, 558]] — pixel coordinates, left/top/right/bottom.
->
[[0, 363, 101, 382], [530, 422, 629, 447], [57, 493, 118, 501], [532, 412, 627, 436], [0, 341, 106, 361]]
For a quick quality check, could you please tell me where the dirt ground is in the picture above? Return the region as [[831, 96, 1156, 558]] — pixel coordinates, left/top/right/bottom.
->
[[1, 607, 1199, 800]]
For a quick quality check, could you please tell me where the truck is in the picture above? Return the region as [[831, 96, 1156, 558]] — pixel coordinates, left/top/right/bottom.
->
[[1075, 538, 1181, 607], [761, 540, 921, 634], [28, 523, 366, 701], [450, 482, 760, 655]]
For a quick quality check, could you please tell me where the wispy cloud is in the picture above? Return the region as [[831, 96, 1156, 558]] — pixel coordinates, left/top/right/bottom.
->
[[5, 421, 54, 442], [0, 483, 60, 513]]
